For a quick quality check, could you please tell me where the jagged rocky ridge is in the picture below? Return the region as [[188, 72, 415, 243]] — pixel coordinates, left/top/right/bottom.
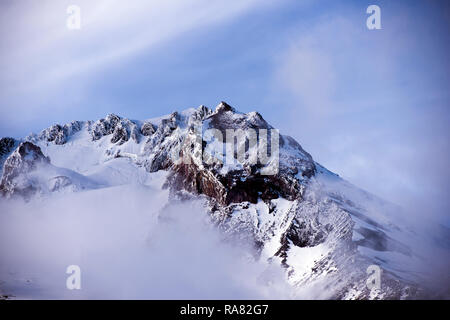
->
[[0, 142, 50, 199], [0, 102, 426, 299]]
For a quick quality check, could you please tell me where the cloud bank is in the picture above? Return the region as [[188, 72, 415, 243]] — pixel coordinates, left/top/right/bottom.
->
[[0, 184, 291, 299]]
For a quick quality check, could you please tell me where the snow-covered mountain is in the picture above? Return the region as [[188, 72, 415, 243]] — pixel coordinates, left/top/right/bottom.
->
[[0, 102, 445, 299]]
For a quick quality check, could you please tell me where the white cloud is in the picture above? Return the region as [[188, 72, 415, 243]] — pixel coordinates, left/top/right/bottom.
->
[[0, 184, 291, 299]]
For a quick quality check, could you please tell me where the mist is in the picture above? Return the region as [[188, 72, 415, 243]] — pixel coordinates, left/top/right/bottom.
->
[[0, 184, 291, 299]]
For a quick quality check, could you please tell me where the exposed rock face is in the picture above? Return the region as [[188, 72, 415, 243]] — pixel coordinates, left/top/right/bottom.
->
[[142, 112, 185, 172], [43, 124, 66, 145], [168, 163, 303, 206], [140, 122, 156, 136], [0, 137, 17, 175], [207, 102, 270, 132], [110, 119, 140, 144], [89, 114, 142, 145], [91, 114, 121, 141], [37, 121, 83, 145], [0, 142, 50, 198], [0, 137, 16, 158]]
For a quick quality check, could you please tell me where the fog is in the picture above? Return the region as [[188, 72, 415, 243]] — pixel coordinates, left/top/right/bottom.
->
[[0, 185, 291, 299]]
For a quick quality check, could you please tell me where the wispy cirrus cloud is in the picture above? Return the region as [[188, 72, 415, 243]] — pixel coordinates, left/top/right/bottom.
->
[[0, 0, 273, 132], [2, 0, 269, 89]]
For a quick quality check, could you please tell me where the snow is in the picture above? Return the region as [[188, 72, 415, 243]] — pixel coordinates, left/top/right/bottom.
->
[[286, 243, 328, 283], [352, 230, 365, 241]]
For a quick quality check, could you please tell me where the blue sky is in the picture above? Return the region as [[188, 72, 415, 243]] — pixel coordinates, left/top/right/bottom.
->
[[1, 0, 449, 222]]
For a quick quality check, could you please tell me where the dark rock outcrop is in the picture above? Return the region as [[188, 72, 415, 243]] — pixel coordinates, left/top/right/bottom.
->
[[91, 114, 121, 141], [141, 122, 156, 136], [0, 142, 50, 198], [91, 114, 141, 144], [0, 137, 16, 158], [38, 121, 83, 145]]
